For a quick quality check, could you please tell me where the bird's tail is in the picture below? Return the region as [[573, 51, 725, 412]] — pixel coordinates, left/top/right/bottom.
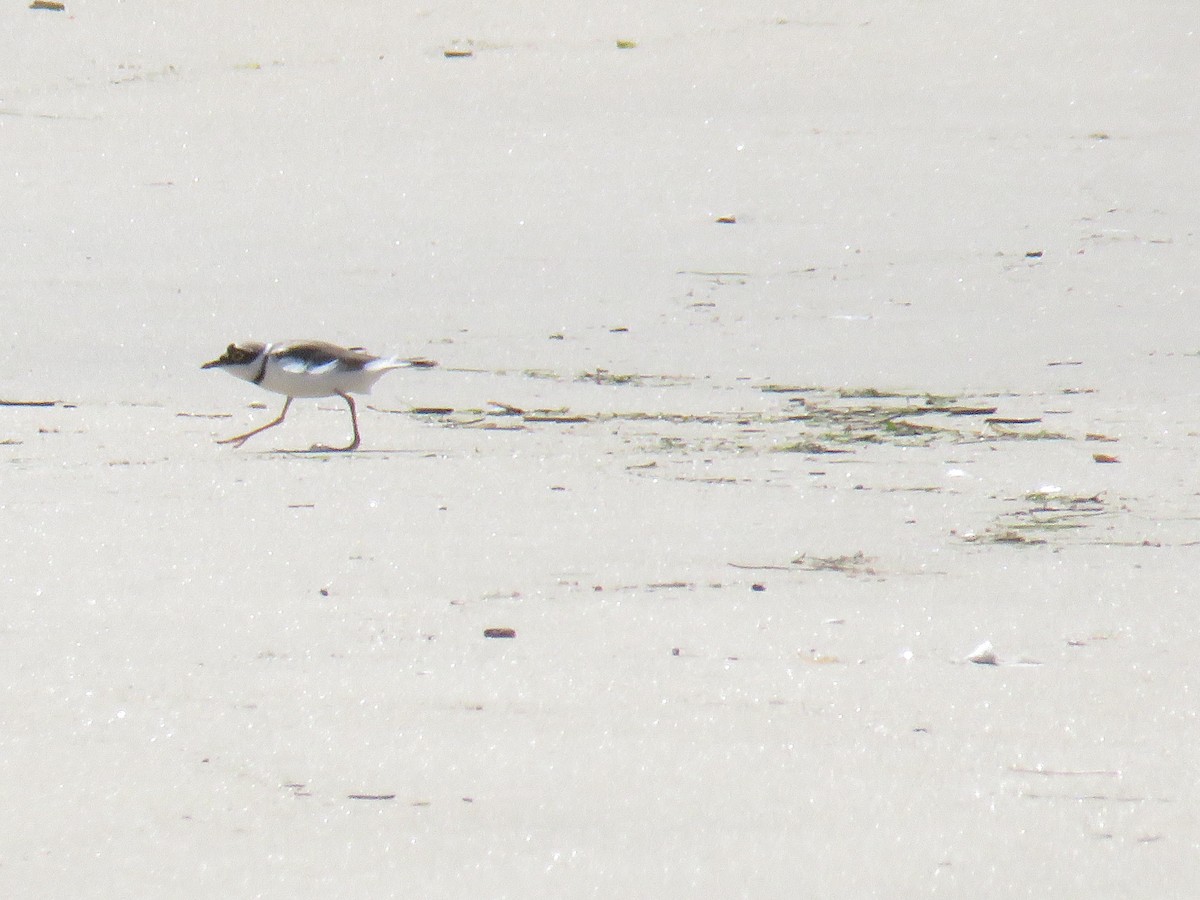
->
[[367, 356, 438, 372]]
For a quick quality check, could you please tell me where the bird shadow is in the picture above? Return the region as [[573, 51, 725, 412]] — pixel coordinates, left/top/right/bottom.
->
[[258, 447, 424, 456]]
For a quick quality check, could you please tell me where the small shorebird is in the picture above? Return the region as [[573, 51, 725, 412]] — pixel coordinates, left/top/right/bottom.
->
[[202, 340, 430, 451]]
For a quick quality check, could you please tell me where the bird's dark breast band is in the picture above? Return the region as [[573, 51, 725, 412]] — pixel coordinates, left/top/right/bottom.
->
[[251, 353, 270, 385]]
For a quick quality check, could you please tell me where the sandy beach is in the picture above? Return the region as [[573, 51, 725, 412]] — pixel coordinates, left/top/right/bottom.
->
[[3, 1, 1199, 896]]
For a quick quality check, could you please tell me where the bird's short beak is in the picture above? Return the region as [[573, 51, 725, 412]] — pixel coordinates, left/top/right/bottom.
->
[[201, 358, 221, 369]]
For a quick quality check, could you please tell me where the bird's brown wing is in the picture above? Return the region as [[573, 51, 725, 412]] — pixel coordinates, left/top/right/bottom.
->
[[274, 341, 377, 371]]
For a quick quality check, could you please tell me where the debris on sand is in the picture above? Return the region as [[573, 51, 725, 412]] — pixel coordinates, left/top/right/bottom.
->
[[964, 641, 1041, 667], [965, 641, 999, 665]]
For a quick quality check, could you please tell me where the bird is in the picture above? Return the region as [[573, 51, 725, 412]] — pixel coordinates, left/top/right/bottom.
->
[[201, 340, 432, 451]]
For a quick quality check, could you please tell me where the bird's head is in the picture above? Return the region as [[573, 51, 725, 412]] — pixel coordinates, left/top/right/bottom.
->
[[202, 342, 267, 377]]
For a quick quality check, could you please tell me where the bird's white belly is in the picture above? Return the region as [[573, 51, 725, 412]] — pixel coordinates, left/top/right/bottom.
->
[[259, 365, 383, 398]]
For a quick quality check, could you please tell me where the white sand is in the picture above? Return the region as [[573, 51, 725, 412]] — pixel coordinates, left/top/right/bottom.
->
[[2, 1, 1198, 896]]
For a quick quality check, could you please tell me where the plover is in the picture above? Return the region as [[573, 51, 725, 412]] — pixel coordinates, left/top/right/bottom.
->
[[202, 340, 430, 451]]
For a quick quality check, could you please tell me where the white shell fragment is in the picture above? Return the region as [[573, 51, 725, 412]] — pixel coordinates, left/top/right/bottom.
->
[[966, 640, 999, 665], [964, 641, 1043, 667]]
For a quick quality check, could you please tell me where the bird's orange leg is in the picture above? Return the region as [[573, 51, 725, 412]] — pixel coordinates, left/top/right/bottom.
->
[[309, 391, 360, 452], [217, 397, 293, 448]]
